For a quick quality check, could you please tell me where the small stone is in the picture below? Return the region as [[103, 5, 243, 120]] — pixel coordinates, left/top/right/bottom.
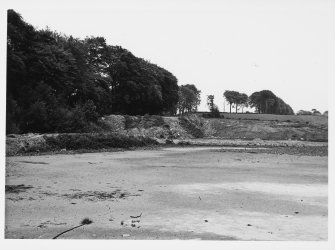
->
[[204, 220, 208, 222], [247, 224, 252, 226], [122, 234, 130, 237]]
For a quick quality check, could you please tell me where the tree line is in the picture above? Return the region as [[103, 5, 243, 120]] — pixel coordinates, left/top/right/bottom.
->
[[206, 90, 294, 115], [7, 10, 181, 133], [7, 10, 295, 134]]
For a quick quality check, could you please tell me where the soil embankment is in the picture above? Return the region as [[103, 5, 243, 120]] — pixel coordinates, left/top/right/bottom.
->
[[6, 114, 328, 156]]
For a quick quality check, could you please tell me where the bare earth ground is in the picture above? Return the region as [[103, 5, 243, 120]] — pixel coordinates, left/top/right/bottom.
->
[[5, 147, 327, 240]]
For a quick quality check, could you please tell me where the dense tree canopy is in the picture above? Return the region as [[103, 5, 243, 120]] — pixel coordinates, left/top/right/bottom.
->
[[237, 93, 249, 113], [177, 84, 201, 114], [223, 90, 248, 113], [6, 10, 179, 133], [223, 90, 238, 113], [249, 90, 294, 115]]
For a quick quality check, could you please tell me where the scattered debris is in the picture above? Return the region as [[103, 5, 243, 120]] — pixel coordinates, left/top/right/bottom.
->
[[121, 216, 142, 228], [130, 213, 142, 219], [52, 218, 93, 239]]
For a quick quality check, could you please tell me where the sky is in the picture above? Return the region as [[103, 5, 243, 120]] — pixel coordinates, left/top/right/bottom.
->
[[3, 0, 335, 113]]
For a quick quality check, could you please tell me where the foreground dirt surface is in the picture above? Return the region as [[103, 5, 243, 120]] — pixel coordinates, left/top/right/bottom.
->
[[5, 147, 327, 240]]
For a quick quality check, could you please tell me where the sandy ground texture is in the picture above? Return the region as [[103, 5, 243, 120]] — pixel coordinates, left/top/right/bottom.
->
[[5, 147, 327, 240]]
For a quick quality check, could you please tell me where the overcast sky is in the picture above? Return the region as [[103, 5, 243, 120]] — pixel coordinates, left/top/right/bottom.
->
[[5, 0, 334, 113]]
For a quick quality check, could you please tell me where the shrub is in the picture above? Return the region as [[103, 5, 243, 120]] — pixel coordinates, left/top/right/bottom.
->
[[210, 106, 221, 118], [44, 133, 158, 151], [297, 110, 312, 115], [82, 100, 99, 122]]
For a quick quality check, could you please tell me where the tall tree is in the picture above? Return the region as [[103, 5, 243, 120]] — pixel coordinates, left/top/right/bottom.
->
[[238, 93, 249, 113], [207, 94, 220, 117], [223, 90, 238, 113], [224, 90, 247, 113], [207, 95, 215, 112], [177, 84, 201, 114]]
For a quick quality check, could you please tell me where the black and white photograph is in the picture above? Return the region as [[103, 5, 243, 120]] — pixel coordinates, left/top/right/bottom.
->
[[1, 0, 334, 249]]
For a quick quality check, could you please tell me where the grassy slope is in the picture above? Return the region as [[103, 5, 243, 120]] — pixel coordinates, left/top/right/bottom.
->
[[221, 113, 328, 126]]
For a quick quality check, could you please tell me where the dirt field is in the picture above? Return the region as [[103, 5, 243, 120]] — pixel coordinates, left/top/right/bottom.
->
[[5, 147, 327, 240]]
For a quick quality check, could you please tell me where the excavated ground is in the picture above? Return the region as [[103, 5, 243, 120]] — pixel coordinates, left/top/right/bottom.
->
[[5, 114, 328, 240], [5, 146, 327, 240]]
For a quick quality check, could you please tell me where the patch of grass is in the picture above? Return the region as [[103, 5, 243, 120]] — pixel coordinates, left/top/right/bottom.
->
[[221, 113, 327, 126]]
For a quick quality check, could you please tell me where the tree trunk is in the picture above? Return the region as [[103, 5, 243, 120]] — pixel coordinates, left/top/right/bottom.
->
[[229, 103, 231, 113], [236, 104, 238, 113], [265, 101, 268, 114]]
